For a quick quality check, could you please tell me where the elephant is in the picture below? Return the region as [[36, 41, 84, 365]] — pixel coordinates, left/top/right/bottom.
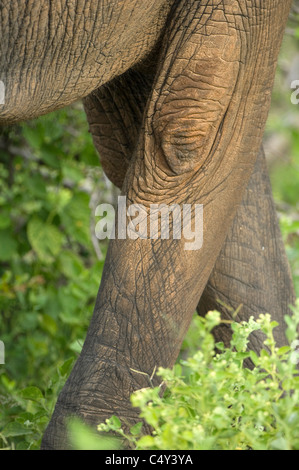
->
[[0, 0, 296, 450]]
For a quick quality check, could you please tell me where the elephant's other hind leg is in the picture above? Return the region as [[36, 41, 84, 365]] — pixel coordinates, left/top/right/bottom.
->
[[197, 147, 296, 354]]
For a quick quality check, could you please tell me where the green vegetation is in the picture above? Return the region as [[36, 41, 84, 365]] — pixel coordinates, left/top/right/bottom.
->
[[0, 107, 106, 449], [0, 12, 299, 450], [97, 305, 299, 450], [264, 16, 299, 294]]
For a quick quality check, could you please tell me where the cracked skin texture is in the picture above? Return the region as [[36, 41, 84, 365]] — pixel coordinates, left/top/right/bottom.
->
[[0, 0, 296, 449]]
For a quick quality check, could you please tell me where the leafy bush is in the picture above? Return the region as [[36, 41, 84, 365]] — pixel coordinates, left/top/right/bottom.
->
[[98, 302, 299, 451], [0, 105, 108, 449], [0, 357, 74, 449]]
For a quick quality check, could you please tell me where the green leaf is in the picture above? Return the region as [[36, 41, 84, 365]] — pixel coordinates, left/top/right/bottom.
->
[[249, 350, 259, 366], [58, 251, 85, 279], [18, 386, 44, 402], [68, 418, 121, 451], [2, 421, 33, 438], [38, 313, 58, 336], [27, 173, 47, 199], [27, 217, 64, 263], [270, 437, 289, 450], [110, 416, 122, 430], [58, 358, 74, 378], [137, 435, 155, 448], [277, 346, 291, 356], [0, 208, 11, 229], [62, 163, 84, 184], [69, 339, 84, 355], [0, 229, 18, 261], [21, 125, 44, 149], [40, 145, 61, 168], [59, 311, 83, 326], [63, 192, 91, 245], [130, 422, 143, 436]]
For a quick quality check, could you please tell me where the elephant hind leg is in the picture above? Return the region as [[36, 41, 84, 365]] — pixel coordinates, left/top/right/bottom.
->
[[197, 146, 296, 354]]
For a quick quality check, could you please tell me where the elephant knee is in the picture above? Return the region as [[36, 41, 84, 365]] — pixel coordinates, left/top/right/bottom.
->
[[153, 116, 215, 175]]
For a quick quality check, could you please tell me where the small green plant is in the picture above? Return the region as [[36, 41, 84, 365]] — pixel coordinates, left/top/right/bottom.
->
[[98, 301, 299, 451], [0, 357, 74, 449]]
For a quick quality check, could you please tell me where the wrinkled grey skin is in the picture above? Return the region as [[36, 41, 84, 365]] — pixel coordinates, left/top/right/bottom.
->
[[0, 0, 295, 449]]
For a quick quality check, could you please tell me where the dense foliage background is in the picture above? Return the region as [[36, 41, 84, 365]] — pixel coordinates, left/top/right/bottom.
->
[[0, 9, 299, 450]]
